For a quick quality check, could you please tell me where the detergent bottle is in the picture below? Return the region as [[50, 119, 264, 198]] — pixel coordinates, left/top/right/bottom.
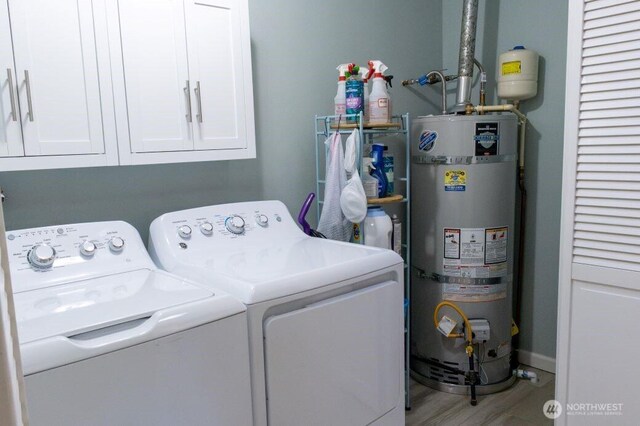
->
[[368, 60, 390, 124], [370, 143, 388, 198], [345, 63, 364, 123], [364, 206, 393, 249], [334, 64, 349, 119]]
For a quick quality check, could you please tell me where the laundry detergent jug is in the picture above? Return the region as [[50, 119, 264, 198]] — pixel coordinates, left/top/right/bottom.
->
[[363, 206, 392, 249]]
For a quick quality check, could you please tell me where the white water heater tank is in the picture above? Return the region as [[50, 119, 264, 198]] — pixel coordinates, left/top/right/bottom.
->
[[497, 46, 539, 100]]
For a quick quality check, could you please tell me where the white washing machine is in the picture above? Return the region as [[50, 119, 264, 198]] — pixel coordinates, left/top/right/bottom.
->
[[6, 221, 253, 426], [148, 200, 405, 426]]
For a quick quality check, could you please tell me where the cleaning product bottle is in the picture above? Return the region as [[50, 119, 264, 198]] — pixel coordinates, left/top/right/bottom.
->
[[361, 66, 374, 123], [368, 60, 390, 124], [370, 143, 388, 197], [391, 214, 402, 255], [362, 157, 379, 199], [334, 64, 349, 119], [383, 146, 394, 195], [345, 63, 364, 123], [364, 206, 392, 249]]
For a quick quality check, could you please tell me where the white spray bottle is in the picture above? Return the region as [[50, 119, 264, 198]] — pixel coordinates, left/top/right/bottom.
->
[[360, 66, 374, 123], [368, 60, 390, 124], [335, 64, 349, 118]]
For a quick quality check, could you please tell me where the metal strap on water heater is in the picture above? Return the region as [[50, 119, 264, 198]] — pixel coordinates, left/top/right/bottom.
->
[[416, 268, 512, 285], [412, 154, 517, 165]]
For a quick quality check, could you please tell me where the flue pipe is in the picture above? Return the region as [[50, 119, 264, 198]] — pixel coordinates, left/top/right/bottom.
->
[[455, 0, 479, 111]]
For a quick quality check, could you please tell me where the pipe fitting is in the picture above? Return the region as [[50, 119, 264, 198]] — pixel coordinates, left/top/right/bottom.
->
[[425, 70, 448, 115]]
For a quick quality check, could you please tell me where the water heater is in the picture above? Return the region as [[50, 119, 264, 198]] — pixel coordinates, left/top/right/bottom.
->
[[410, 114, 517, 394]]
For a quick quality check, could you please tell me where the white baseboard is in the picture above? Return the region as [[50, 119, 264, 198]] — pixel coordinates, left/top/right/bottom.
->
[[518, 349, 556, 373]]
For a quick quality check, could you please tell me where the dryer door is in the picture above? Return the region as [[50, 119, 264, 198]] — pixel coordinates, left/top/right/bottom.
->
[[263, 280, 403, 426]]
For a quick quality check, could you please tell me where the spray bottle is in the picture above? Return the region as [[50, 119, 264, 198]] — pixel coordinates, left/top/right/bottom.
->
[[361, 66, 374, 123], [362, 157, 379, 198], [368, 60, 390, 124], [334, 64, 349, 119]]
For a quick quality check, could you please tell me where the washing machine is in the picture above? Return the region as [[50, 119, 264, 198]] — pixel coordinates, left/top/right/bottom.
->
[[6, 221, 253, 426], [148, 200, 405, 426]]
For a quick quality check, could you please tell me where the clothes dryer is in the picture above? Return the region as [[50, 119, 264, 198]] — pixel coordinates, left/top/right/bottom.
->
[[149, 200, 405, 426]]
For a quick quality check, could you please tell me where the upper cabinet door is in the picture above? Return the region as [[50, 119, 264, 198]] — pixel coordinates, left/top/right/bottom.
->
[[118, 0, 193, 153], [186, 0, 248, 150], [0, 2, 23, 157], [8, 0, 105, 156]]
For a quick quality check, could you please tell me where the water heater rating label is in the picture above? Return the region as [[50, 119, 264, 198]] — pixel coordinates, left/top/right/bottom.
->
[[443, 226, 509, 278]]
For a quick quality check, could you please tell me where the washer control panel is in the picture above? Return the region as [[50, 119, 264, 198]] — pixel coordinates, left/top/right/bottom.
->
[[149, 200, 304, 256], [6, 221, 153, 293]]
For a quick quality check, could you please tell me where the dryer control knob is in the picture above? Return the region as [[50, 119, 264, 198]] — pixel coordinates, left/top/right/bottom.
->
[[109, 236, 125, 252], [225, 215, 245, 234], [200, 222, 214, 235], [256, 214, 269, 227], [28, 244, 56, 269], [80, 240, 97, 257], [178, 225, 192, 239]]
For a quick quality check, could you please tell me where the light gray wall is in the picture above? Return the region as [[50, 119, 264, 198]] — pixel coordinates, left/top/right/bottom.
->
[[442, 0, 568, 360], [0, 0, 565, 362], [0, 0, 443, 242]]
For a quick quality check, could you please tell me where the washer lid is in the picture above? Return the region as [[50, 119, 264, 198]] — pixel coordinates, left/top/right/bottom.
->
[[185, 237, 403, 304], [13, 268, 226, 344]]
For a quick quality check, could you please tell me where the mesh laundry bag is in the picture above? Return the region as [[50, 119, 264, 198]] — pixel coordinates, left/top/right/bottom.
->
[[318, 132, 352, 241]]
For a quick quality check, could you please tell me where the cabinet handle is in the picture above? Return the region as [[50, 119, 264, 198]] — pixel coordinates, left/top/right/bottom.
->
[[184, 80, 192, 122], [194, 81, 203, 123], [24, 70, 34, 122], [6, 69, 17, 121]]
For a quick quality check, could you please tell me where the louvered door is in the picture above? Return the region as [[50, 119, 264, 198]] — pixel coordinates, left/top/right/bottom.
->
[[556, 1, 640, 423]]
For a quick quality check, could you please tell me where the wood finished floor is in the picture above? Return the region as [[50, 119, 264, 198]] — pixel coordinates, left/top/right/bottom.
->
[[406, 366, 555, 425]]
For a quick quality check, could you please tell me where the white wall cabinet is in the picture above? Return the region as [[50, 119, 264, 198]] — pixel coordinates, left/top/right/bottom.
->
[[1, 0, 255, 171], [0, 0, 118, 171], [0, 3, 23, 158], [108, 0, 256, 165]]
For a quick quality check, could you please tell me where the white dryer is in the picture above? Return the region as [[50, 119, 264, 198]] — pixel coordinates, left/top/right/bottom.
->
[[6, 221, 253, 426], [149, 200, 405, 426]]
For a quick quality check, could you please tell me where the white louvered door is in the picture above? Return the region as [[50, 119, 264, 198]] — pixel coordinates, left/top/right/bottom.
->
[[556, 0, 640, 423]]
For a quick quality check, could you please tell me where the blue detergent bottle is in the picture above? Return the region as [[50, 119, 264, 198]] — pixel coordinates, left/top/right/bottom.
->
[[370, 143, 388, 197]]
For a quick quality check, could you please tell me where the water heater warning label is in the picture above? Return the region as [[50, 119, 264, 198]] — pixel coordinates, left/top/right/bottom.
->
[[485, 227, 508, 264], [443, 283, 507, 302], [443, 226, 509, 279], [444, 228, 460, 259]]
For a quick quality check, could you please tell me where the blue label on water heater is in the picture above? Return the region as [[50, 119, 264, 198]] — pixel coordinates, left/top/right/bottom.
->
[[419, 130, 437, 151]]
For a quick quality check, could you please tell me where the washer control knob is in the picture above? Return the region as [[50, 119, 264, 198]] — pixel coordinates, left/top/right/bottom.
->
[[109, 236, 125, 252], [80, 240, 97, 257], [178, 225, 192, 239], [256, 214, 269, 227], [200, 222, 214, 235], [28, 244, 56, 269], [225, 215, 246, 234]]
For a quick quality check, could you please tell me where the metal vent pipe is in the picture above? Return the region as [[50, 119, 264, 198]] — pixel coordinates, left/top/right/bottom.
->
[[455, 0, 479, 110]]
